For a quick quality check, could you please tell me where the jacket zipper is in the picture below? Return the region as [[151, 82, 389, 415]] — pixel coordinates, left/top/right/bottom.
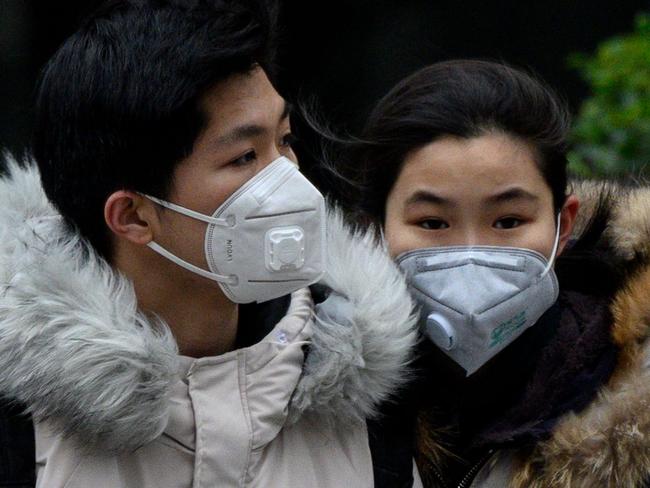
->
[[430, 463, 451, 488], [427, 449, 495, 488], [457, 449, 495, 488]]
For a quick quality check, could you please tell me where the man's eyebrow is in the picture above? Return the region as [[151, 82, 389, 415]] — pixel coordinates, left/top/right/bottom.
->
[[486, 188, 540, 204], [405, 190, 453, 207], [214, 101, 292, 146], [281, 101, 293, 121], [215, 124, 265, 146]]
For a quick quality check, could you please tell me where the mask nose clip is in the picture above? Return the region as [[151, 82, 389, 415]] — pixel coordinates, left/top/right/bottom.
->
[[425, 313, 457, 351]]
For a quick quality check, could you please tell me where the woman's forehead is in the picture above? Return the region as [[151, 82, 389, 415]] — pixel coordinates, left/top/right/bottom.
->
[[394, 133, 551, 203]]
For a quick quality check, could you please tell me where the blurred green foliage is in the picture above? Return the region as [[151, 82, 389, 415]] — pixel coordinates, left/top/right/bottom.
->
[[569, 13, 650, 177]]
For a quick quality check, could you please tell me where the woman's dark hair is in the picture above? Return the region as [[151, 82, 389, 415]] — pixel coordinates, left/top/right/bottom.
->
[[33, 0, 277, 259], [343, 59, 571, 225]]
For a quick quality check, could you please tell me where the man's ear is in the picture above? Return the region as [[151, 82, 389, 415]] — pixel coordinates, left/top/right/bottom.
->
[[557, 194, 580, 256], [104, 191, 158, 245]]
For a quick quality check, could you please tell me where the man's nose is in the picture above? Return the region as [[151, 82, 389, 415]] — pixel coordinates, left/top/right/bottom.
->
[[254, 153, 282, 175]]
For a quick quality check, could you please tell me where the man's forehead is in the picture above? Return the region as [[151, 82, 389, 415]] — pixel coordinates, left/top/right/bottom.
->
[[200, 67, 281, 110], [197, 69, 290, 141]]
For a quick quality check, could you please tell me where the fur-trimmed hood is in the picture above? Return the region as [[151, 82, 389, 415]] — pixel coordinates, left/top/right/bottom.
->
[[0, 156, 417, 453], [508, 262, 650, 488], [571, 179, 650, 262], [499, 181, 650, 487]]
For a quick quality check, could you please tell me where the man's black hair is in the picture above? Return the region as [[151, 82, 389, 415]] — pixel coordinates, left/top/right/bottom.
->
[[33, 0, 277, 259]]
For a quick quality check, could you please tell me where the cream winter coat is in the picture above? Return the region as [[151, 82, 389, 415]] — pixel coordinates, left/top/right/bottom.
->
[[0, 159, 421, 487]]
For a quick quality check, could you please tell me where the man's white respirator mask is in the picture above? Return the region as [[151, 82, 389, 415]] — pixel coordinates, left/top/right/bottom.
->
[[142, 156, 326, 303]]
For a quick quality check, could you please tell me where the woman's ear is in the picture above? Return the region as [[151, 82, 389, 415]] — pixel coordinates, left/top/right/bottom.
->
[[104, 191, 158, 246], [557, 194, 580, 256]]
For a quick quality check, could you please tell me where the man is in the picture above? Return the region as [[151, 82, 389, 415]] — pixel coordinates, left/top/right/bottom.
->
[[0, 1, 420, 486]]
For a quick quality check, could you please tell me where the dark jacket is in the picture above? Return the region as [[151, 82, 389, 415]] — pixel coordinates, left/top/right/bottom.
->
[[0, 404, 34, 488], [414, 181, 650, 488]]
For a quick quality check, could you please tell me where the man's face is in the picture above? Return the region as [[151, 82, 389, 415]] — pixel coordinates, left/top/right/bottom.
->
[[151, 66, 297, 283]]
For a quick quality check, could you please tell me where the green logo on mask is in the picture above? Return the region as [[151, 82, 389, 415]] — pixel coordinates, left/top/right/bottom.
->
[[489, 310, 527, 348]]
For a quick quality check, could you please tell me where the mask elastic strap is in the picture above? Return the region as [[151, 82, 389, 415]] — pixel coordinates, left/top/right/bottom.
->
[[142, 194, 231, 227], [541, 212, 562, 277], [147, 241, 237, 285]]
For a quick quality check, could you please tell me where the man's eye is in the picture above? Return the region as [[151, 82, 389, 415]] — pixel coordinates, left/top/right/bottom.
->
[[494, 217, 523, 229], [419, 219, 449, 230], [280, 133, 298, 148], [231, 150, 257, 166]]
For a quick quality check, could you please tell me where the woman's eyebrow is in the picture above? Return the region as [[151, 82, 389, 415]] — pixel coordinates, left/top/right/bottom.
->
[[486, 188, 540, 204], [405, 190, 453, 207]]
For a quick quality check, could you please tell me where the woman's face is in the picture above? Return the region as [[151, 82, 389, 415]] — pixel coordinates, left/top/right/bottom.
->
[[384, 132, 578, 259]]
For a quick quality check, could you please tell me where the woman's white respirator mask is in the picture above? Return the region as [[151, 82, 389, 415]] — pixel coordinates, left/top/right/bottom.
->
[[397, 216, 562, 375]]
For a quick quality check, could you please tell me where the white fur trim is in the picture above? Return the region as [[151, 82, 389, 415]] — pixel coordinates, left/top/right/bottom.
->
[[0, 156, 179, 452], [289, 210, 419, 424]]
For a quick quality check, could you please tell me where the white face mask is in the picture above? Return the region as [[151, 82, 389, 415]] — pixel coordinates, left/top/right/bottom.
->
[[396, 217, 561, 376], [142, 156, 327, 304]]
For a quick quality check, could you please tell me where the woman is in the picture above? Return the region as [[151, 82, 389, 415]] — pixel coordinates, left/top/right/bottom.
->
[[345, 60, 650, 487]]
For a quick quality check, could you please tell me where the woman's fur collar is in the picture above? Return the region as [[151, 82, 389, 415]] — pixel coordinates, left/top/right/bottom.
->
[[507, 182, 650, 487], [572, 179, 650, 262], [0, 156, 417, 452], [510, 264, 650, 487]]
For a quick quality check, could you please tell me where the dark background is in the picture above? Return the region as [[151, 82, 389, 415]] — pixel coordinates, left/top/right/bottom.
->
[[2, 1, 649, 161]]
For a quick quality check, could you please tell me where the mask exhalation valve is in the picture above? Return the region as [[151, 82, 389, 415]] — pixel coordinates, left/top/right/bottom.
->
[[425, 313, 457, 351], [265, 226, 306, 272]]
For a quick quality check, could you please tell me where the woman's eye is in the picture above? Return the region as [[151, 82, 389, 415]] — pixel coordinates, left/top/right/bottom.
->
[[419, 219, 449, 230], [494, 217, 523, 229], [231, 150, 257, 166], [280, 132, 298, 148]]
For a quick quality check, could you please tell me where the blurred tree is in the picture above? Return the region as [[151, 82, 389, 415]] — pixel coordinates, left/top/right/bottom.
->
[[569, 13, 650, 177]]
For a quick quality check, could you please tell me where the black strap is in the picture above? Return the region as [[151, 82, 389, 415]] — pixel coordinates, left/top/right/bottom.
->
[[367, 395, 418, 488], [0, 402, 35, 487], [235, 294, 292, 348]]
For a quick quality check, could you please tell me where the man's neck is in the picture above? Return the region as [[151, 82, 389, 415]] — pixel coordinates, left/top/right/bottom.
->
[[115, 244, 239, 358]]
